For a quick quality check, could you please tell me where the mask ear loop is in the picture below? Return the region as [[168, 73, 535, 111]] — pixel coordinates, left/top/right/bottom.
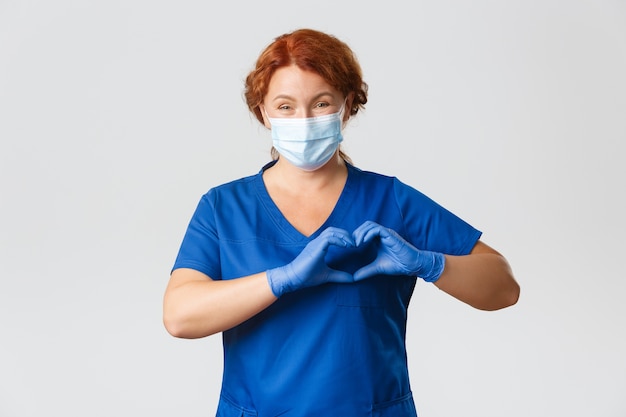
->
[[339, 98, 349, 125], [261, 106, 272, 129]]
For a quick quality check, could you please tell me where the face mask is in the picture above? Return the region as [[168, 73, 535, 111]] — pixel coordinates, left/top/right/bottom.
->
[[266, 103, 345, 171]]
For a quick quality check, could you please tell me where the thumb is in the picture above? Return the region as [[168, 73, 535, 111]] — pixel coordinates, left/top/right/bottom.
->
[[353, 262, 380, 282], [327, 268, 355, 284]]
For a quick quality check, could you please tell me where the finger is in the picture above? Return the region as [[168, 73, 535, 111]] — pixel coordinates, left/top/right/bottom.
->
[[327, 269, 354, 284], [314, 228, 355, 252], [320, 227, 354, 242], [379, 226, 401, 242], [358, 224, 395, 247], [352, 221, 382, 245], [324, 227, 355, 246], [353, 262, 380, 281], [379, 229, 414, 255], [325, 234, 355, 248]]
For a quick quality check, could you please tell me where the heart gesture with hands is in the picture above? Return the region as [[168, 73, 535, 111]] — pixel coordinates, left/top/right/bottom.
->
[[267, 221, 446, 298]]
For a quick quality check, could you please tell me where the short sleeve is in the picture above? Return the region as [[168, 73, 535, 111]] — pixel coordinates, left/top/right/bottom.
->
[[393, 178, 482, 256], [171, 190, 222, 279]]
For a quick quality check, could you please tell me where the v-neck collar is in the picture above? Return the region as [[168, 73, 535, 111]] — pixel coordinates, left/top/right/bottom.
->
[[254, 161, 356, 242]]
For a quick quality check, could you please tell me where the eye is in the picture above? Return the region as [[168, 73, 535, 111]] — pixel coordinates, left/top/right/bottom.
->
[[315, 102, 330, 109], [274, 103, 296, 116]]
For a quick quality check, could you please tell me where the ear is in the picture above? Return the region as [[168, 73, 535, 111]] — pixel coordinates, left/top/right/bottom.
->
[[259, 104, 271, 129], [343, 92, 355, 123]]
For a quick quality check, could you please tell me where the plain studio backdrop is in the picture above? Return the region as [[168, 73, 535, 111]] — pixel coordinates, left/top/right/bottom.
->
[[1, 1, 624, 416]]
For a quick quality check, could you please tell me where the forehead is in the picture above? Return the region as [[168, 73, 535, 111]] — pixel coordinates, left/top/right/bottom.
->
[[266, 65, 338, 100]]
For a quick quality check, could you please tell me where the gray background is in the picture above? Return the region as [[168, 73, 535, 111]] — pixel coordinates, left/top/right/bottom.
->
[[1, 1, 624, 416]]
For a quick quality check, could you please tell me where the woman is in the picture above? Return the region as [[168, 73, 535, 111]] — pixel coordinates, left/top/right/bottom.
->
[[163, 28, 519, 417]]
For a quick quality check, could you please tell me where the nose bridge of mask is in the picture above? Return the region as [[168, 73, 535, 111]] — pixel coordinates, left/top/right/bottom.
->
[[269, 116, 341, 142]]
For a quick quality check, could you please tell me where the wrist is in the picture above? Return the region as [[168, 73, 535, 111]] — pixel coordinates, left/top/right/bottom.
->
[[266, 263, 296, 298], [266, 267, 285, 298], [418, 251, 446, 283]]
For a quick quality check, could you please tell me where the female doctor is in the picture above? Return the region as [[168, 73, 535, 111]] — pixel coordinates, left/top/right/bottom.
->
[[163, 28, 520, 417]]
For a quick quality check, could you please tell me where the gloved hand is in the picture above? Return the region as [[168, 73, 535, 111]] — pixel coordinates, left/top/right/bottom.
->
[[266, 227, 355, 297], [352, 221, 445, 283]]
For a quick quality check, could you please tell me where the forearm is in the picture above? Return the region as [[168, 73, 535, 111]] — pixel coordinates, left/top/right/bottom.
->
[[163, 268, 277, 339], [434, 250, 519, 311]]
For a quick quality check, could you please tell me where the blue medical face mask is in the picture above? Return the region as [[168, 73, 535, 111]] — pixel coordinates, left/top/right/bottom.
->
[[266, 103, 345, 171]]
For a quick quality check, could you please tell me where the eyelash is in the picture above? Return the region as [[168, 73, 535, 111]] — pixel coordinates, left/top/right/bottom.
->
[[278, 102, 330, 111]]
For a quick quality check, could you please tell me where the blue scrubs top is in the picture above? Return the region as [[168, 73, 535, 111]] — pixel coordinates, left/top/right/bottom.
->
[[173, 162, 482, 417]]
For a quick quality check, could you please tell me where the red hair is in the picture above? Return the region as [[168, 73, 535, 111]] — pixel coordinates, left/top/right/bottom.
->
[[244, 28, 368, 125]]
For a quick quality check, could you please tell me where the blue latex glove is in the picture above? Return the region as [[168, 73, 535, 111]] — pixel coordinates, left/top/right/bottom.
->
[[266, 227, 355, 297], [352, 221, 445, 283]]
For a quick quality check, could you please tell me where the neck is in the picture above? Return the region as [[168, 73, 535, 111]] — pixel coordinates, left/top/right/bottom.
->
[[264, 153, 347, 193]]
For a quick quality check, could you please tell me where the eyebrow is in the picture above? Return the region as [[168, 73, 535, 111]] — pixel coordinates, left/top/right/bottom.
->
[[270, 91, 336, 102]]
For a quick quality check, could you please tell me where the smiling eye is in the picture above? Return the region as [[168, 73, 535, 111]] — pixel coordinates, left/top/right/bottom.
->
[[275, 104, 296, 116]]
